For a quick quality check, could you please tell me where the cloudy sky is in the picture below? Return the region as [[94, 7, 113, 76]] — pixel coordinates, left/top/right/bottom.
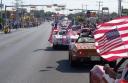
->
[[2, 0, 128, 13]]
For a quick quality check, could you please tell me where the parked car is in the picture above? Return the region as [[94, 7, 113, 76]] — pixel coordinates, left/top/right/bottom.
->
[[90, 58, 128, 83]]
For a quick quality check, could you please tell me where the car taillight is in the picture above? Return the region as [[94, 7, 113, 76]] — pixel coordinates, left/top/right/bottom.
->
[[77, 33, 80, 35], [78, 50, 84, 56], [120, 80, 128, 83]]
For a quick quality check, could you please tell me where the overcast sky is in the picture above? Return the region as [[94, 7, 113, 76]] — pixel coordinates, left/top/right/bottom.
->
[[2, 0, 128, 13]]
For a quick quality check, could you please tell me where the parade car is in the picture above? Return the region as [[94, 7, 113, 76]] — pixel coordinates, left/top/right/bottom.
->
[[69, 36, 102, 66], [71, 25, 81, 35], [90, 58, 128, 83], [52, 29, 70, 49], [69, 35, 79, 44]]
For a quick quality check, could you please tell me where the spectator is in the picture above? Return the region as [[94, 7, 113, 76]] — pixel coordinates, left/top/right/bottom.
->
[[0, 23, 3, 30]]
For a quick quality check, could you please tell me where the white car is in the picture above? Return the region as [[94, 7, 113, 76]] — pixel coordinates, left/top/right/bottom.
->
[[52, 29, 70, 49], [69, 35, 79, 44]]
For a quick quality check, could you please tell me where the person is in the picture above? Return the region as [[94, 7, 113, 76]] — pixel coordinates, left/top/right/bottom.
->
[[0, 23, 3, 30], [14, 20, 18, 29]]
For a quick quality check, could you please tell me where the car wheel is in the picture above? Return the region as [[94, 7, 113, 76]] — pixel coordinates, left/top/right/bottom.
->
[[69, 51, 77, 67], [53, 44, 56, 49]]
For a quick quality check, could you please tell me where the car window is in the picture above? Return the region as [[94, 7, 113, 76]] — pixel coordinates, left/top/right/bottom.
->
[[77, 37, 94, 43]]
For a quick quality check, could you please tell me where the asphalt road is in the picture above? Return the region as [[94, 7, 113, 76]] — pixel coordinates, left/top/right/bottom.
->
[[0, 22, 92, 83]]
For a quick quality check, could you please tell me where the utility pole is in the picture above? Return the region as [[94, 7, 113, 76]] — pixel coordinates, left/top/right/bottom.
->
[[85, 4, 88, 12], [0, 0, 2, 19], [82, 4, 88, 12], [118, 0, 122, 17], [0, 0, 3, 26], [97, 1, 103, 14], [15, 0, 22, 28], [82, 4, 83, 12], [97, 1, 103, 21]]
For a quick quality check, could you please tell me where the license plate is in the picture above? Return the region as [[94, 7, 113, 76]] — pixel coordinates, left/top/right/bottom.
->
[[91, 56, 101, 61]]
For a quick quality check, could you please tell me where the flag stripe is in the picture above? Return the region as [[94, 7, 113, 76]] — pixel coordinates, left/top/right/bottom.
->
[[103, 49, 128, 55], [102, 53, 128, 59], [97, 40, 123, 55], [102, 56, 128, 61], [95, 32, 128, 43], [95, 26, 128, 34], [97, 38, 122, 49]]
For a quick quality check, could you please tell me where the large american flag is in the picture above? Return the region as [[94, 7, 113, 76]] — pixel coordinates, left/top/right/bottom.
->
[[94, 16, 128, 61]]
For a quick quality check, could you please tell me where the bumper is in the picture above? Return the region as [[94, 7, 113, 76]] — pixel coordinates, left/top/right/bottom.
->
[[53, 42, 69, 46], [71, 55, 103, 63]]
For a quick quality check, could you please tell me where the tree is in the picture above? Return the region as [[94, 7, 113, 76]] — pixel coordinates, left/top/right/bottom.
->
[[122, 9, 128, 15], [0, 17, 4, 23], [110, 12, 118, 19]]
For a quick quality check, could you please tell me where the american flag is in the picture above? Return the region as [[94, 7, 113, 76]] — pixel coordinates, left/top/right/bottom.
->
[[94, 16, 128, 61]]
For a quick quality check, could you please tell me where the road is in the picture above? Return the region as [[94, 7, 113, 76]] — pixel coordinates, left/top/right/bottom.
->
[[0, 22, 92, 83]]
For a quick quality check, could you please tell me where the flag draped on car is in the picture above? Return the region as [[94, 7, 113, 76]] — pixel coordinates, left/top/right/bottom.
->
[[94, 16, 128, 61]]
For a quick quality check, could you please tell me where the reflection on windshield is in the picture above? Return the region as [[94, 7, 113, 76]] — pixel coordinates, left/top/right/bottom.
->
[[59, 31, 66, 35], [77, 37, 94, 43]]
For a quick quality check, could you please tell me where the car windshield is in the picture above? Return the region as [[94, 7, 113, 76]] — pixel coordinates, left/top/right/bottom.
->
[[59, 31, 67, 35], [77, 37, 95, 43]]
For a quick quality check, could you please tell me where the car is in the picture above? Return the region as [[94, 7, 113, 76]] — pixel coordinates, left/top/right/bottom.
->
[[69, 35, 79, 44], [71, 25, 81, 35], [68, 36, 102, 67], [79, 28, 91, 37], [90, 58, 128, 83], [52, 29, 70, 49]]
